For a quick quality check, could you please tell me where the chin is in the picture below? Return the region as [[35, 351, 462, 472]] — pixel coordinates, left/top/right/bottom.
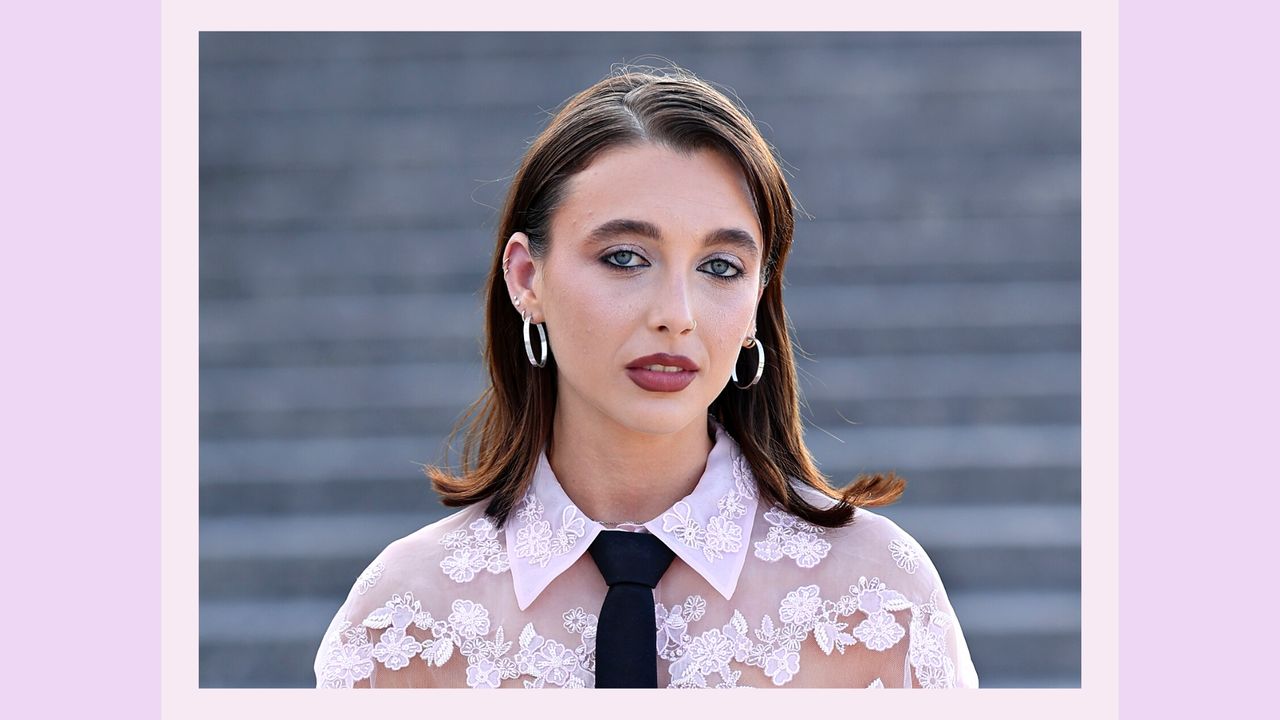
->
[[604, 400, 707, 438]]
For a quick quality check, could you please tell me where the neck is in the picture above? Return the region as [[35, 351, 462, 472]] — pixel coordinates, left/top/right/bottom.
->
[[547, 401, 715, 525]]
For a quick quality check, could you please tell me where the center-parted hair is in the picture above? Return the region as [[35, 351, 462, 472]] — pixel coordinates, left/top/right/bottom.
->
[[426, 63, 904, 529]]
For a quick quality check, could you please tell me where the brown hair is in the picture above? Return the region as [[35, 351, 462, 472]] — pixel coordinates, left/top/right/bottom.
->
[[427, 63, 904, 529]]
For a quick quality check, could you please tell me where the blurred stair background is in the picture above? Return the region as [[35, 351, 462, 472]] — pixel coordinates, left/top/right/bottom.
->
[[199, 31, 1080, 688]]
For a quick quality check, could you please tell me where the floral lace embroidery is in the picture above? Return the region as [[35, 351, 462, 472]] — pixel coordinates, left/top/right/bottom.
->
[[888, 538, 920, 574], [659, 577, 916, 688], [439, 517, 511, 583], [317, 618, 374, 689], [660, 452, 756, 563], [318, 592, 601, 688], [512, 495, 587, 569], [730, 453, 759, 501], [908, 589, 958, 688], [354, 558, 385, 595], [320, 578, 953, 688], [317, 591, 433, 688], [752, 507, 833, 568]]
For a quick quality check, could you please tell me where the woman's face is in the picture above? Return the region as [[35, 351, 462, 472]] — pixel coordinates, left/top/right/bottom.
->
[[506, 142, 765, 437]]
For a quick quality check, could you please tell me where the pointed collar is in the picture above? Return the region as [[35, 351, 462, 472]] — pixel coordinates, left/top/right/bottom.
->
[[504, 417, 759, 611]]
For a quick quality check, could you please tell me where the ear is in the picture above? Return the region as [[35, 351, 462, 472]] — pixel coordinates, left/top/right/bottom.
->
[[502, 233, 543, 323]]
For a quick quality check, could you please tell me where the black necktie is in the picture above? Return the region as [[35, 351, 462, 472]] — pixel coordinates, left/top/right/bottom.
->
[[587, 530, 676, 688]]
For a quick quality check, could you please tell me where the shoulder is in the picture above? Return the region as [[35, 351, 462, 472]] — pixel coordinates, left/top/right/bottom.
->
[[743, 492, 978, 688], [828, 507, 947, 601], [339, 502, 508, 624], [315, 502, 514, 687], [829, 508, 978, 688], [759, 484, 950, 607]]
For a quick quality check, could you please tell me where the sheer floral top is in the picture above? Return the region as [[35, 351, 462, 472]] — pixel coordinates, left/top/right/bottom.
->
[[314, 418, 979, 689]]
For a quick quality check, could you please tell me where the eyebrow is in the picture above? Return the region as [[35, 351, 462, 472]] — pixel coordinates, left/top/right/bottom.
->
[[584, 218, 760, 259]]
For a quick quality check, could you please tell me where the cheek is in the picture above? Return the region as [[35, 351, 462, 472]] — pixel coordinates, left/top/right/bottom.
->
[[704, 286, 756, 329], [702, 299, 755, 363], [546, 281, 629, 361]]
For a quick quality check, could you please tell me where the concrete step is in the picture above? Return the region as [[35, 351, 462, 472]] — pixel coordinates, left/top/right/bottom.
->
[[788, 282, 1080, 331], [789, 216, 1080, 269], [966, 631, 1080, 686], [796, 352, 1080, 400], [199, 261, 1081, 302], [199, 590, 1078, 643], [199, 215, 1078, 298], [802, 423, 1080, 470], [198, 323, 1080, 367], [781, 152, 1077, 220], [754, 95, 1079, 157], [199, 352, 1078, 413], [200, 108, 533, 172], [877, 504, 1079, 548], [200, 512, 430, 562], [200, 633, 1079, 688], [200, 542, 1078, 600], [200, 34, 1078, 117], [199, 465, 1080, 517], [786, 260, 1079, 286], [791, 324, 1078, 357], [199, 282, 1079, 346], [872, 466, 1080, 504], [199, 424, 1080, 484], [199, 504, 1078, 565], [199, 91, 1078, 173], [198, 228, 494, 293], [198, 394, 1080, 440], [200, 31, 1077, 66], [199, 292, 484, 346], [201, 153, 1076, 228], [200, 475, 446, 517]]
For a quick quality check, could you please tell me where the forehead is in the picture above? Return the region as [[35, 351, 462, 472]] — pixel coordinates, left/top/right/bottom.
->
[[553, 143, 762, 245]]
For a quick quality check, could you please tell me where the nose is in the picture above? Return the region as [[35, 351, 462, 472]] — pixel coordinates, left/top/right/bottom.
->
[[651, 271, 697, 335]]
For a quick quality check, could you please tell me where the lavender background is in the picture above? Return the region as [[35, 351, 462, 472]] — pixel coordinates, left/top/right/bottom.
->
[[13, 0, 1278, 716]]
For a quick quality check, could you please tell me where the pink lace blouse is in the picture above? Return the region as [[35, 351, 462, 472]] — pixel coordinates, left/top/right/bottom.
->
[[314, 418, 979, 689]]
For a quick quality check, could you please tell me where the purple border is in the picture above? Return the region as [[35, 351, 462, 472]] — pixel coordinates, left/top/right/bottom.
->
[[20, 0, 1278, 713], [7, 1, 160, 715], [1120, 0, 1278, 715]]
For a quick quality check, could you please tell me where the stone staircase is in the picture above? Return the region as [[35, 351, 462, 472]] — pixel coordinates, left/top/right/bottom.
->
[[199, 31, 1080, 688]]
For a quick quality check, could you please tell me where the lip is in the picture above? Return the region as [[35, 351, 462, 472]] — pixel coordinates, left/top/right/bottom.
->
[[626, 353, 700, 372], [626, 367, 697, 393], [625, 353, 700, 393]]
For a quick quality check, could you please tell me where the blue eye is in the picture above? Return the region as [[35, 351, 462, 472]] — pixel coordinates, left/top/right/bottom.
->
[[702, 258, 740, 278], [604, 250, 647, 268], [602, 249, 744, 280]]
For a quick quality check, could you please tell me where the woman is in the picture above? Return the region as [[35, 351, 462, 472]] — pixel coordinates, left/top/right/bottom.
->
[[314, 65, 979, 689]]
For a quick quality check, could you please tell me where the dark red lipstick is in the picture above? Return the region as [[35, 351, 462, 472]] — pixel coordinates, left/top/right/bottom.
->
[[625, 353, 699, 393]]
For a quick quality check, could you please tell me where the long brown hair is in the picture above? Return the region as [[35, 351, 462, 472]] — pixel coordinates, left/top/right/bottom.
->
[[427, 63, 904, 529]]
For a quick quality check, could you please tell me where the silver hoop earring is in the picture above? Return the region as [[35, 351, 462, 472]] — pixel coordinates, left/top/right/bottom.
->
[[731, 336, 765, 389], [523, 313, 548, 368]]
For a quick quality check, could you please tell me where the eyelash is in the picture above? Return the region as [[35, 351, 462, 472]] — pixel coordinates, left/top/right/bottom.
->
[[601, 248, 745, 280]]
